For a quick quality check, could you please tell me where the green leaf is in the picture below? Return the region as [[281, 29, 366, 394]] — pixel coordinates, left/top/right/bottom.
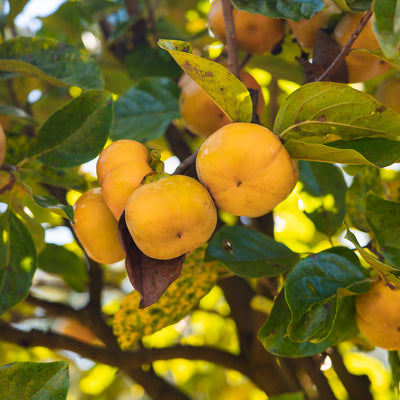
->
[[32, 195, 73, 221], [344, 224, 400, 285], [365, 192, 400, 265], [28, 90, 113, 168], [333, 0, 371, 11], [19, 161, 89, 192], [0, 37, 103, 89], [285, 138, 400, 167], [352, 48, 400, 70], [275, 82, 400, 142], [285, 252, 370, 342], [113, 246, 220, 350], [372, 0, 400, 58], [0, 211, 37, 316], [258, 289, 358, 357], [206, 225, 300, 278], [158, 39, 253, 123], [346, 166, 382, 231], [0, 105, 37, 125], [38, 244, 88, 292], [388, 351, 400, 389], [0, 361, 69, 400], [299, 161, 346, 236], [232, 0, 324, 21], [112, 77, 180, 142]]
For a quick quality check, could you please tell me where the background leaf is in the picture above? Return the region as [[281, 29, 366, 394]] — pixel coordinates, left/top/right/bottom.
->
[[333, 0, 372, 11], [206, 225, 299, 278], [258, 290, 358, 357], [0, 37, 103, 89], [28, 90, 113, 168], [0, 211, 37, 316], [32, 195, 73, 221], [232, 0, 324, 21], [365, 192, 400, 265], [285, 252, 370, 342], [299, 161, 346, 236], [275, 82, 400, 142], [112, 77, 180, 142], [38, 244, 88, 293], [373, 0, 400, 58], [158, 39, 253, 123], [0, 361, 69, 400], [113, 246, 220, 350]]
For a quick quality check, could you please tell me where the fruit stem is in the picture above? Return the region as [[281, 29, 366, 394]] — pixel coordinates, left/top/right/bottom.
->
[[150, 150, 165, 172], [221, 0, 240, 79], [316, 6, 373, 82]]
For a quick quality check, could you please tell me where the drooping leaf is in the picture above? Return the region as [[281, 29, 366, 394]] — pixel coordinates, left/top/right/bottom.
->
[[299, 161, 346, 236], [285, 137, 400, 167], [372, 0, 400, 58], [158, 39, 253, 123], [346, 166, 382, 231], [113, 246, 220, 350], [38, 243, 88, 292], [258, 289, 359, 357], [118, 212, 185, 308], [28, 90, 113, 168], [275, 82, 400, 142], [344, 224, 400, 286], [112, 77, 180, 142], [232, 0, 324, 21], [32, 195, 73, 221], [365, 192, 400, 266], [0, 211, 37, 316], [0, 37, 103, 89], [0, 361, 69, 400], [284, 252, 370, 342], [206, 225, 299, 278]]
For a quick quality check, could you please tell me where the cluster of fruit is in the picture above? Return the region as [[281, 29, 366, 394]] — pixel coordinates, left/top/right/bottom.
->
[[206, 0, 391, 84], [73, 122, 298, 263]]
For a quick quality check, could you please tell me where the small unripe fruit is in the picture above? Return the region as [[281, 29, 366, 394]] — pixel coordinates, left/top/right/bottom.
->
[[73, 188, 125, 264], [125, 175, 217, 260], [196, 122, 298, 217]]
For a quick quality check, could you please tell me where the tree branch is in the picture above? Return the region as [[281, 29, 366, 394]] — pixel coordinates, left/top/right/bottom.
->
[[316, 7, 373, 82], [221, 0, 240, 78]]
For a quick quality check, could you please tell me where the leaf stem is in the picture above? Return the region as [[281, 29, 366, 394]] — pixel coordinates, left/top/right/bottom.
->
[[316, 7, 373, 82], [221, 0, 240, 78]]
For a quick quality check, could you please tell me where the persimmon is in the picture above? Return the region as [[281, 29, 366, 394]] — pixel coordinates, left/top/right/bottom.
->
[[97, 140, 153, 219], [0, 123, 6, 167], [375, 76, 400, 115], [73, 187, 125, 264], [208, 0, 285, 54], [125, 175, 217, 260], [355, 280, 400, 350], [332, 12, 391, 83], [179, 68, 265, 137], [196, 122, 298, 217]]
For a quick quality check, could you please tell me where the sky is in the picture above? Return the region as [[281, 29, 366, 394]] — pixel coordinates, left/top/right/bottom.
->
[[13, 0, 66, 31]]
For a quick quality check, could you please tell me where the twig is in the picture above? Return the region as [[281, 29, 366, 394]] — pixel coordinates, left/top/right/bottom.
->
[[316, 7, 373, 82], [144, 0, 159, 43], [221, 0, 240, 78], [173, 149, 198, 176]]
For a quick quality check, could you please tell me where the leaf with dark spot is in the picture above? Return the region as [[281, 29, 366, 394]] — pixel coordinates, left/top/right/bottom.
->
[[118, 212, 185, 308]]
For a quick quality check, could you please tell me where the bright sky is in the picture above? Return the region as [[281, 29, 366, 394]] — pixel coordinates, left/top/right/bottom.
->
[[12, 0, 66, 31]]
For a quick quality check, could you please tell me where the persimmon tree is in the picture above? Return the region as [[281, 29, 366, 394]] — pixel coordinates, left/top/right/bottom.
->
[[1, 0, 400, 399]]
